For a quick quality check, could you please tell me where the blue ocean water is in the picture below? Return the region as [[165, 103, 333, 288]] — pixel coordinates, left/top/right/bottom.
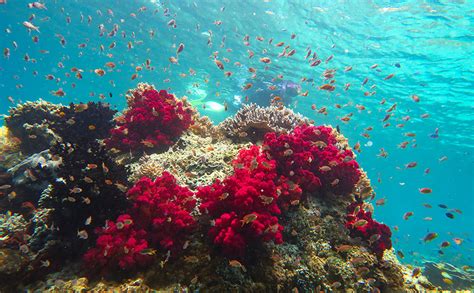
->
[[0, 0, 472, 270]]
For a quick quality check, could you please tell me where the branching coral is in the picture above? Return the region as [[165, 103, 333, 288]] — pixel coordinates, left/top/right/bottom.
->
[[263, 124, 361, 196], [218, 104, 310, 142], [106, 84, 194, 152], [345, 202, 392, 258], [40, 141, 129, 252]]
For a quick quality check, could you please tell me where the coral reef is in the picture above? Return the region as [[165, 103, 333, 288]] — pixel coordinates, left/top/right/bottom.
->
[[0, 92, 432, 292], [83, 214, 152, 272], [197, 145, 290, 258], [0, 126, 22, 170], [52, 102, 117, 145], [128, 132, 248, 188], [106, 84, 194, 152], [127, 173, 196, 252], [218, 103, 310, 142]]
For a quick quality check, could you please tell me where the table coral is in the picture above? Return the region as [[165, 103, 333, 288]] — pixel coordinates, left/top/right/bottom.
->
[[106, 84, 194, 152]]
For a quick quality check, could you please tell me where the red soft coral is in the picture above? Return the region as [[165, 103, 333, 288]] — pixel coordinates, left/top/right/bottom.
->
[[84, 173, 196, 273], [197, 146, 289, 258], [83, 214, 152, 272], [127, 172, 196, 252], [263, 124, 361, 196], [345, 202, 392, 258], [106, 88, 193, 152]]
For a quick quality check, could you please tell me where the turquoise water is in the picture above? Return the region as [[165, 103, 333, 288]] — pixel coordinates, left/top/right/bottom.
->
[[1, 0, 473, 269]]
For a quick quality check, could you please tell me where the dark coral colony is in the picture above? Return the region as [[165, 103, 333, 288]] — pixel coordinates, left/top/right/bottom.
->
[[0, 83, 435, 291]]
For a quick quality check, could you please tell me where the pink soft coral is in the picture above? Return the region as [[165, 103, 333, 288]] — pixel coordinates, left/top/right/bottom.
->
[[263, 124, 361, 195], [197, 146, 291, 258], [83, 214, 152, 272], [345, 202, 392, 258], [106, 88, 193, 152]]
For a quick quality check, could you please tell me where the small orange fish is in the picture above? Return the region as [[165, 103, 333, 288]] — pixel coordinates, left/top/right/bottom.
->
[[419, 187, 432, 194], [319, 84, 335, 91], [423, 232, 438, 242], [51, 88, 66, 97], [384, 73, 394, 80], [403, 211, 414, 220], [94, 68, 105, 76], [229, 260, 247, 272], [259, 57, 271, 64], [241, 213, 258, 226], [214, 59, 224, 70], [169, 56, 178, 64], [105, 62, 116, 68]]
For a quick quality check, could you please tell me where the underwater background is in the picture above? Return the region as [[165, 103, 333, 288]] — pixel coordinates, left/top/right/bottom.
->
[[0, 0, 472, 274]]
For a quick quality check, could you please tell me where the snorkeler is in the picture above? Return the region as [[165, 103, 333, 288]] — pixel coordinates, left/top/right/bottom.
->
[[231, 76, 301, 108]]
